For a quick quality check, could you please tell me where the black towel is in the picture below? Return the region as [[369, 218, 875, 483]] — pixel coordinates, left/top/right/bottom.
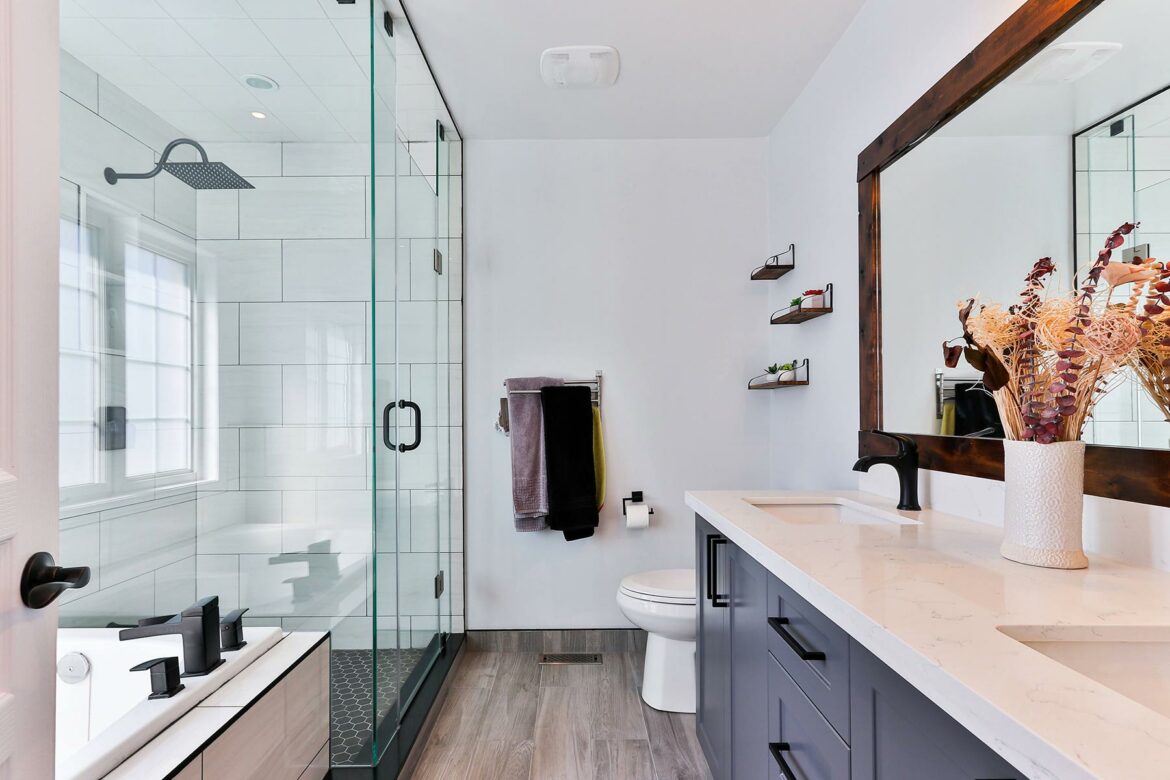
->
[[540, 385, 599, 541], [954, 382, 1005, 438]]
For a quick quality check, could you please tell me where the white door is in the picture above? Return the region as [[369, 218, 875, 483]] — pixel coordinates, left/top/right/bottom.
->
[[0, 0, 61, 777]]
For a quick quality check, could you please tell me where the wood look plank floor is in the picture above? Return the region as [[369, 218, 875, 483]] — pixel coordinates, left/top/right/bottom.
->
[[409, 635, 711, 780]]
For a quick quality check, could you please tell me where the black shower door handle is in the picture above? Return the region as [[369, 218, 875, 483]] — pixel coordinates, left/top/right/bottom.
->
[[401, 400, 421, 452], [382, 402, 396, 451], [382, 400, 422, 453]]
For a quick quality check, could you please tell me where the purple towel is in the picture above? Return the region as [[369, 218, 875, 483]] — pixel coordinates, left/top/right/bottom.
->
[[506, 377, 563, 531]]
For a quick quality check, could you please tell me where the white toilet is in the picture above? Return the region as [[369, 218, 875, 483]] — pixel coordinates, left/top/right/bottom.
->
[[616, 568, 697, 713]]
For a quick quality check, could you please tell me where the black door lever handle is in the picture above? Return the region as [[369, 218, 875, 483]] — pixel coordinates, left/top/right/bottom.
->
[[21, 551, 91, 609]]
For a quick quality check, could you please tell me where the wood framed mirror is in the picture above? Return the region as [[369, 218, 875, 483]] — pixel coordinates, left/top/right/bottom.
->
[[857, 0, 1170, 507]]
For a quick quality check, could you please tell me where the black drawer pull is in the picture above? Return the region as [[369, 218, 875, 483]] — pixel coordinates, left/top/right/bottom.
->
[[769, 742, 796, 779], [706, 535, 729, 607], [769, 617, 826, 661]]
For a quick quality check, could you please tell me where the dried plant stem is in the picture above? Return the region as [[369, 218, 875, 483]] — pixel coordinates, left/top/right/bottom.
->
[[957, 223, 1140, 444]]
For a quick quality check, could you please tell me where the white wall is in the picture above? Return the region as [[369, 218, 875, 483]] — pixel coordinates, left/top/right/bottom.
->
[[465, 139, 770, 628], [768, 0, 1170, 571], [766, 0, 1034, 494]]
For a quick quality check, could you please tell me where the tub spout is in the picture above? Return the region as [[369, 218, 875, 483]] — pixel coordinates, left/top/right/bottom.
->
[[119, 596, 224, 677]]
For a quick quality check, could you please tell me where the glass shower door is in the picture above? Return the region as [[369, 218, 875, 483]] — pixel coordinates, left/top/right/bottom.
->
[[376, 30, 444, 738], [369, 4, 442, 766]]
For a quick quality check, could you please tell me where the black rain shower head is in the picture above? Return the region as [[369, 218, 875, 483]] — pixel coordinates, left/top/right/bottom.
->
[[104, 138, 255, 190]]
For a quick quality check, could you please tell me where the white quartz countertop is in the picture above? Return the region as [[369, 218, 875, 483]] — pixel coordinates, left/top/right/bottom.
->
[[686, 490, 1170, 780]]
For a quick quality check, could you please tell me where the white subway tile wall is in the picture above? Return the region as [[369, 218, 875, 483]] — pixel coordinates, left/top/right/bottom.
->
[[58, 52, 465, 641]]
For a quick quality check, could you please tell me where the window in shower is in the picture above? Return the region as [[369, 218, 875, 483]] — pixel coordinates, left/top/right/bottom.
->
[[122, 244, 194, 479], [58, 192, 197, 511]]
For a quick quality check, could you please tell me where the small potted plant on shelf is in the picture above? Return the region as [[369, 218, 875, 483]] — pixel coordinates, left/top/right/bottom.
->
[[801, 288, 826, 309], [772, 360, 798, 383], [752, 364, 783, 386]]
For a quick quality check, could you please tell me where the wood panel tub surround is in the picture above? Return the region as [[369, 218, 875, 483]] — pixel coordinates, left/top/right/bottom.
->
[[854, 0, 1170, 508]]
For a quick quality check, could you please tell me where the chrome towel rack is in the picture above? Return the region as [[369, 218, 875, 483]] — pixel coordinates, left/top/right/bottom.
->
[[497, 370, 603, 434], [935, 371, 989, 419]]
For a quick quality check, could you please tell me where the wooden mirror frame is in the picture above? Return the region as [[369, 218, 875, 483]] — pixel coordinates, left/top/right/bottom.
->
[[857, 0, 1170, 508]]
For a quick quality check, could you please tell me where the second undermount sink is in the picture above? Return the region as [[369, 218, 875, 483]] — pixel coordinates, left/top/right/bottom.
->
[[747, 499, 922, 526], [999, 625, 1170, 720]]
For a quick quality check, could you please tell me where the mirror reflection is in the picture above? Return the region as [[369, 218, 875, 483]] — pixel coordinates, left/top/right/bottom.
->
[[881, 0, 1170, 449]]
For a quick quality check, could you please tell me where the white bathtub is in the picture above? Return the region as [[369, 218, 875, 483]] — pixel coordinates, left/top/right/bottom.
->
[[56, 626, 283, 780]]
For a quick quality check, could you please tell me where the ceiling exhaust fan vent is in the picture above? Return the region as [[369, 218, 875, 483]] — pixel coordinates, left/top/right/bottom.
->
[[540, 45, 620, 89], [1012, 41, 1123, 84]]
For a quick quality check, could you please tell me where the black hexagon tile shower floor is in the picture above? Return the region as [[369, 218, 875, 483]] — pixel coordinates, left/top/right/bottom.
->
[[331, 647, 427, 766]]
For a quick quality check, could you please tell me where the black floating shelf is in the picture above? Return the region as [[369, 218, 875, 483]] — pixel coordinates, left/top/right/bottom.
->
[[748, 359, 810, 390], [771, 283, 834, 325], [751, 244, 795, 281]]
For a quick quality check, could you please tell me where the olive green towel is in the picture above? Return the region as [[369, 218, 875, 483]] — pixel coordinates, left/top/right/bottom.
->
[[593, 406, 606, 510], [940, 401, 956, 436]]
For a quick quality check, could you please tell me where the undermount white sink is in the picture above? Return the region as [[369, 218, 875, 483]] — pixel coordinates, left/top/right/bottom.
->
[[999, 625, 1170, 720], [747, 499, 922, 526]]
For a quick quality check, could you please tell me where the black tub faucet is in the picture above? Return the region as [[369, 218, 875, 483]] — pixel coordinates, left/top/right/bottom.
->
[[119, 596, 224, 677], [853, 431, 922, 511]]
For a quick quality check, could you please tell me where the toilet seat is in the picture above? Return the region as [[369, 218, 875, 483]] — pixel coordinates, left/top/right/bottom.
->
[[618, 569, 695, 605]]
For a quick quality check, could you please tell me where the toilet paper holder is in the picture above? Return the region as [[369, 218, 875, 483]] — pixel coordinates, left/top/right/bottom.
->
[[622, 491, 655, 516]]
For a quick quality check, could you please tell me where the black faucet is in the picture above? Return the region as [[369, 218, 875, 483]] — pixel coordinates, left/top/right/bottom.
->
[[852, 431, 921, 511], [119, 596, 224, 677]]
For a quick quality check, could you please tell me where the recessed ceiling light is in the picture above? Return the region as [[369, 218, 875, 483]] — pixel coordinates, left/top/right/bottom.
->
[[242, 74, 279, 91], [251, 111, 267, 120]]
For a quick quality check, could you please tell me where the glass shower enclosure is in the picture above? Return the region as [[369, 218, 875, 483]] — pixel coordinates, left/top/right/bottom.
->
[[55, 0, 463, 774]]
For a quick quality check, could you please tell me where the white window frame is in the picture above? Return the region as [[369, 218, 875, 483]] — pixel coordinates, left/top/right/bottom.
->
[[59, 186, 199, 512]]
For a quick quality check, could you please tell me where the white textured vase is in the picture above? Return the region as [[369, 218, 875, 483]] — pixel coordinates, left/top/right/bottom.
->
[[1001, 440, 1088, 570]]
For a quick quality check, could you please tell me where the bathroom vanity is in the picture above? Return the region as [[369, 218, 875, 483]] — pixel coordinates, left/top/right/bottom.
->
[[690, 491, 1170, 780]]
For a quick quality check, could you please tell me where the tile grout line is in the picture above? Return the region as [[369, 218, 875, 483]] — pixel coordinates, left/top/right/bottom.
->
[[527, 650, 540, 780]]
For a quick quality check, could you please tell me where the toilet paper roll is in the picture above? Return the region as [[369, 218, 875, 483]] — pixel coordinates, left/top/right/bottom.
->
[[626, 503, 651, 529]]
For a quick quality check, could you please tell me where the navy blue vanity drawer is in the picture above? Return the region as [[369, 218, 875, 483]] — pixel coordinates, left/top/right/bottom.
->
[[768, 574, 851, 742], [769, 651, 850, 780]]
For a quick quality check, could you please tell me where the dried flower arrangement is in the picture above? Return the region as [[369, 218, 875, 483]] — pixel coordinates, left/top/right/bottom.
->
[[1119, 253, 1170, 421], [945, 222, 1144, 444]]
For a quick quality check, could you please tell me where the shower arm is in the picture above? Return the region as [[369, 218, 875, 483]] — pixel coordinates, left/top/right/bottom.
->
[[104, 138, 210, 185]]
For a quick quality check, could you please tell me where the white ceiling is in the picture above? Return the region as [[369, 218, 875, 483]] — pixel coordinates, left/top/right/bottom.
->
[[60, 0, 454, 144], [400, 0, 867, 140]]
